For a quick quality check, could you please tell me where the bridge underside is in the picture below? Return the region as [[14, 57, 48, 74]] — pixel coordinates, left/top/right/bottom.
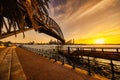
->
[[0, 0, 65, 43]]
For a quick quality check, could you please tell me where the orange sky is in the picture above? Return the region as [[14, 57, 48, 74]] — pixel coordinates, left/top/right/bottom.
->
[[1, 0, 120, 44]]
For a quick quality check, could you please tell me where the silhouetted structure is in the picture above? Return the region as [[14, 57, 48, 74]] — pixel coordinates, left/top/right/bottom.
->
[[0, 0, 65, 43]]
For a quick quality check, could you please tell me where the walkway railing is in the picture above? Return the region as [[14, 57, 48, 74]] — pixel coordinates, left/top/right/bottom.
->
[[22, 46, 120, 80]]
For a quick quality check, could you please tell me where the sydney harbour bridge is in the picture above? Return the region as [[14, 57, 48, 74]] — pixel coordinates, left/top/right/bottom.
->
[[0, 0, 65, 43], [0, 1, 120, 80]]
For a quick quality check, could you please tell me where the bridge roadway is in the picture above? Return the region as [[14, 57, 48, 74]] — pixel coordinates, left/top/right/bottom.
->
[[0, 47, 101, 80]]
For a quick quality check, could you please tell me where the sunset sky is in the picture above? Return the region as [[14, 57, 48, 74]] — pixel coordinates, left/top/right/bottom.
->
[[1, 0, 120, 44]]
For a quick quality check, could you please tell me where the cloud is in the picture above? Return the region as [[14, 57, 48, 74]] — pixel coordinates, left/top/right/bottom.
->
[[49, 0, 120, 42], [2, 0, 120, 43]]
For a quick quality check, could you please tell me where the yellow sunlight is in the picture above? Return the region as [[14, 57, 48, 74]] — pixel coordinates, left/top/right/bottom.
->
[[94, 38, 105, 44]]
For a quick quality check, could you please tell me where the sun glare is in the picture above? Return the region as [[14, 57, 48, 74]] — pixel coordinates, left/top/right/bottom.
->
[[95, 38, 105, 44]]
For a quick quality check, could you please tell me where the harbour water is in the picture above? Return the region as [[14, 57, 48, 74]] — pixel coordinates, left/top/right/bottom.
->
[[22, 44, 120, 64]]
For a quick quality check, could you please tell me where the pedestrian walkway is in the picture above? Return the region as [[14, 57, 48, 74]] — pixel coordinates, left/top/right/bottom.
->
[[0, 47, 107, 80], [0, 47, 27, 80], [16, 47, 100, 80]]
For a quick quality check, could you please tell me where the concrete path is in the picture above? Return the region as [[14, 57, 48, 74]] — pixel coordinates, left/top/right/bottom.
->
[[16, 47, 100, 80], [0, 47, 26, 80]]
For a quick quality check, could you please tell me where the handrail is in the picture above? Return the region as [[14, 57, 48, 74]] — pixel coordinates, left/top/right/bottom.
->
[[68, 46, 120, 52], [22, 45, 120, 80]]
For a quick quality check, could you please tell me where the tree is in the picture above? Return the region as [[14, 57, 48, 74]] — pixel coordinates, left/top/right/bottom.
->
[[0, 0, 65, 43], [0, 0, 49, 35]]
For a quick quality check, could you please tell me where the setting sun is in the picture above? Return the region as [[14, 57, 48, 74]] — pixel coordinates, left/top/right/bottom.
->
[[95, 38, 105, 44]]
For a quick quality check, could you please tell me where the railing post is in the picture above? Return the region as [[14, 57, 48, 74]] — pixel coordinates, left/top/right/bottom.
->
[[88, 53, 91, 76], [49, 52, 51, 59], [55, 53, 57, 62], [91, 48, 92, 52], [72, 56, 75, 70], [102, 48, 104, 52], [80, 47, 83, 62], [77, 48, 79, 57], [68, 47, 70, 54], [62, 56, 64, 65], [110, 59, 115, 80], [77, 48, 79, 51], [72, 62, 75, 69], [116, 48, 119, 53]]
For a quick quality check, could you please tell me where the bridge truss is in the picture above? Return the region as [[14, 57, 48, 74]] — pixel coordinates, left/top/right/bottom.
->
[[0, 0, 65, 43]]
